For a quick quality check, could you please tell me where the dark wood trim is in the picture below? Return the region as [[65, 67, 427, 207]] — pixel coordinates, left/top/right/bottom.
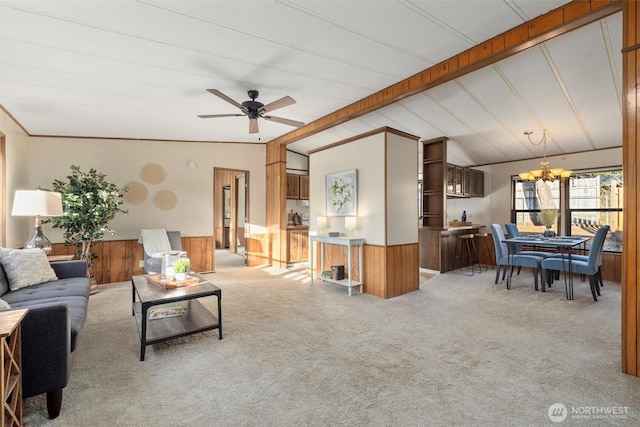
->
[[308, 126, 419, 155]]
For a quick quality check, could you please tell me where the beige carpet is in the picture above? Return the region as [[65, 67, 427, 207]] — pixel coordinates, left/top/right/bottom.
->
[[22, 258, 640, 426]]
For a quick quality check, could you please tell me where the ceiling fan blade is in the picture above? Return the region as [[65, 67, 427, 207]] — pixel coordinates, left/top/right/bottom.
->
[[197, 113, 244, 119], [206, 89, 243, 109], [263, 115, 305, 128], [262, 95, 296, 113], [249, 118, 259, 134]]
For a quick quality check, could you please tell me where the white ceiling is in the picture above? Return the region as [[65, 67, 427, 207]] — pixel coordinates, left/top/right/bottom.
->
[[0, 1, 622, 166]]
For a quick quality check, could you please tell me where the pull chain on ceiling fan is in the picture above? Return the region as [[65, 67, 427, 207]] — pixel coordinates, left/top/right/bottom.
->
[[198, 89, 304, 134]]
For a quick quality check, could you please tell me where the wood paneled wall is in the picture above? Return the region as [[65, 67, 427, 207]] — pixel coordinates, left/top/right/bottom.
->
[[49, 236, 214, 285], [312, 242, 418, 299], [384, 244, 420, 298], [246, 233, 269, 266], [622, 0, 640, 377], [265, 141, 287, 268]]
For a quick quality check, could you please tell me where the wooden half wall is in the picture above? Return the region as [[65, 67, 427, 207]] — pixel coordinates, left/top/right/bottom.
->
[[310, 241, 419, 299], [49, 236, 214, 285]]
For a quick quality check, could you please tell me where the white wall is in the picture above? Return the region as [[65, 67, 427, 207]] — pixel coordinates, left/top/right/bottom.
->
[[28, 137, 266, 242], [286, 150, 309, 174], [309, 129, 418, 246], [386, 132, 418, 245], [487, 147, 622, 228], [310, 133, 385, 244], [1, 110, 31, 248]]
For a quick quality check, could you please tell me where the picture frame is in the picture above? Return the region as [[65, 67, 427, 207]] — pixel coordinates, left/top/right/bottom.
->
[[326, 169, 357, 216]]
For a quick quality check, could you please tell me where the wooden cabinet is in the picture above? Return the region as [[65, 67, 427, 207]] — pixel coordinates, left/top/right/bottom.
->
[[422, 137, 485, 229], [299, 175, 309, 199], [286, 174, 300, 199], [287, 228, 309, 263], [446, 164, 484, 198], [447, 164, 465, 196], [286, 174, 309, 200], [470, 169, 484, 197], [422, 137, 448, 228]]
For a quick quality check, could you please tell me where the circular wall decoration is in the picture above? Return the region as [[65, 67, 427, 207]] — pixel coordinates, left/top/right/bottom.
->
[[122, 181, 148, 204], [141, 163, 167, 185], [153, 190, 178, 211]]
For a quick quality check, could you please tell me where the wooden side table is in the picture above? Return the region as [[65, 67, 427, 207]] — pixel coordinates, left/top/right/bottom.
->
[[0, 309, 28, 427]]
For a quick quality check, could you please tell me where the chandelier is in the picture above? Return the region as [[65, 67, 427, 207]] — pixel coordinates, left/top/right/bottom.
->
[[518, 130, 572, 182]]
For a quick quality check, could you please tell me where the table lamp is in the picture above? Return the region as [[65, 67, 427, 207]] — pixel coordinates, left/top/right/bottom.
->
[[11, 190, 64, 254], [317, 216, 327, 235], [344, 217, 357, 237]]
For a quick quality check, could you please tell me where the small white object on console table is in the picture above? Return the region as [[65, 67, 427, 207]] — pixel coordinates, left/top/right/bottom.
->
[[309, 235, 364, 296]]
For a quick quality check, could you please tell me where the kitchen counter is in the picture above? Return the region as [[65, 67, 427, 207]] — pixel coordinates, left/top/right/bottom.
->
[[420, 224, 484, 232], [287, 225, 309, 230], [419, 225, 489, 272]]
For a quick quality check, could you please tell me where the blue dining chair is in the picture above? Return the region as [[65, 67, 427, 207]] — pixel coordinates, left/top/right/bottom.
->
[[540, 225, 610, 301], [546, 225, 610, 292], [505, 223, 555, 258], [490, 224, 546, 291]]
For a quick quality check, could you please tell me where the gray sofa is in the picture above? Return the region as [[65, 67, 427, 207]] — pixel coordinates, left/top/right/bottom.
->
[[0, 260, 90, 419]]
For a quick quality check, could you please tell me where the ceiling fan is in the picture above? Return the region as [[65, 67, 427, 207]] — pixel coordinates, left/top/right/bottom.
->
[[198, 89, 304, 134]]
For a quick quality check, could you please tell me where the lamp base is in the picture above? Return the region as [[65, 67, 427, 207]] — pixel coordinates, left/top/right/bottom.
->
[[24, 226, 52, 254]]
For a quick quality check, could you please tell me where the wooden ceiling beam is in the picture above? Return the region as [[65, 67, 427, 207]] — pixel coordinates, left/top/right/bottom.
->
[[273, 0, 622, 147]]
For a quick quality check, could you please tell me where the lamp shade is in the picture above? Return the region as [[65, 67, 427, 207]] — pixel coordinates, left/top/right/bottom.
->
[[344, 217, 357, 230], [11, 190, 63, 217]]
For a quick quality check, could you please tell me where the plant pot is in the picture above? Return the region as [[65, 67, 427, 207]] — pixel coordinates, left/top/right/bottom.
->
[[175, 272, 187, 281]]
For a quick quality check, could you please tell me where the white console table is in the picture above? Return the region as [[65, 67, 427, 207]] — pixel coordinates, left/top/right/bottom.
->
[[309, 235, 364, 296]]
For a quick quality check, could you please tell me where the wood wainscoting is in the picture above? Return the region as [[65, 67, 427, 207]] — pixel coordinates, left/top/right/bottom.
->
[[49, 236, 214, 285], [311, 241, 419, 299], [364, 243, 420, 299]]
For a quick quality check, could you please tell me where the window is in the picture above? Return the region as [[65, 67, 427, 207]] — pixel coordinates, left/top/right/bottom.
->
[[512, 180, 560, 235], [511, 167, 622, 253], [567, 169, 622, 253]]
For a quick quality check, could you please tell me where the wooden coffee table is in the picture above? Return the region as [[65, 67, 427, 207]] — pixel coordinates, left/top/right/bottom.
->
[[131, 273, 222, 361]]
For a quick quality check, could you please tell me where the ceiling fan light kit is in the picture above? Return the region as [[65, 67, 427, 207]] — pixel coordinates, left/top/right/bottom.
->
[[198, 89, 304, 134]]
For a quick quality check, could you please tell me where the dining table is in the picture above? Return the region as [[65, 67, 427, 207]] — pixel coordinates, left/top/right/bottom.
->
[[503, 235, 590, 300]]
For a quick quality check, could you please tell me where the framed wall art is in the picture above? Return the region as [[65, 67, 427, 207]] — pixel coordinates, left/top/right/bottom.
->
[[326, 169, 357, 216]]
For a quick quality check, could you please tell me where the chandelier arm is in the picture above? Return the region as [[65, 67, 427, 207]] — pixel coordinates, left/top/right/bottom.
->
[[519, 130, 571, 182]]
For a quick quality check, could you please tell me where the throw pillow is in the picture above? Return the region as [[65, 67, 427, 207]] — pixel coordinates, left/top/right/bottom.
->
[[0, 298, 10, 310], [0, 248, 58, 291]]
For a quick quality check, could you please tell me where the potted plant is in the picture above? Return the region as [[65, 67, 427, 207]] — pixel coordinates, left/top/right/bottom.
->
[[173, 259, 190, 281], [46, 165, 128, 293]]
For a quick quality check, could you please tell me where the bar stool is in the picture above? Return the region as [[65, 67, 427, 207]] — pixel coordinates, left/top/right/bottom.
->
[[473, 232, 492, 271], [452, 233, 481, 275]]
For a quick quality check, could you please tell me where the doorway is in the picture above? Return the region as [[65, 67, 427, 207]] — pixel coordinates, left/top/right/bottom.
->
[[213, 168, 249, 270]]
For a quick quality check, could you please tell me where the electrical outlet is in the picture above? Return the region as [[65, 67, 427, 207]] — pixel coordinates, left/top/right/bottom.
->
[[138, 260, 145, 268]]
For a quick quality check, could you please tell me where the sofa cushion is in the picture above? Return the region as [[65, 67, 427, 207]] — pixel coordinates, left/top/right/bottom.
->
[[2, 276, 90, 352], [0, 248, 58, 291], [0, 265, 9, 296], [2, 277, 90, 303]]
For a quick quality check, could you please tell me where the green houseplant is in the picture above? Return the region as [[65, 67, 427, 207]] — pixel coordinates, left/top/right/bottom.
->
[[173, 259, 190, 281], [46, 165, 128, 292]]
